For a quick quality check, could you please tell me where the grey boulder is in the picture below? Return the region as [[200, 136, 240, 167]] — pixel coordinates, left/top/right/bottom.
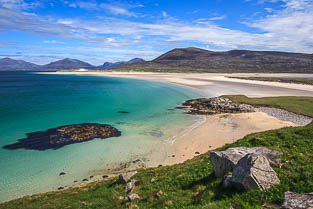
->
[[230, 153, 280, 191], [117, 171, 137, 184], [281, 192, 313, 209], [125, 179, 136, 194], [126, 193, 140, 201], [210, 147, 281, 177]]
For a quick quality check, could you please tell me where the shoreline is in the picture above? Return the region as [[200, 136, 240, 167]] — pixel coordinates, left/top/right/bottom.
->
[[39, 71, 313, 168], [6, 71, 311, 203]]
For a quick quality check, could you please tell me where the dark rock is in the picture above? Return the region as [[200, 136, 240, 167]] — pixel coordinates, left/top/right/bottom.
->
[[74, 180, 78, 183], [102, 175, 109, 179], [125, 180, 136, 194], [281, 192, 313, 209], [210, 147, 282, 177], [117, 111, 130, 114], [230, 153, 280, 191], [125, 193, 140, 201], [158, 164, 163, 167], [195, 152, 200, 155], [89, 176, 93, 179], [182, 97, 255, 115], [59, 172, 66, 176], [117, 171, 137, 184], [57, 187, 64, 190], [223, 176, 232, 188], [82, 179, 88, 182], [3, 123, 121, 151], [172, 155, 175, 157]]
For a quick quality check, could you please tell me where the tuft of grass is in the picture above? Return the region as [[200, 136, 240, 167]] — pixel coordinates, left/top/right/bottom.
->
[[1, 96, 313, 209]]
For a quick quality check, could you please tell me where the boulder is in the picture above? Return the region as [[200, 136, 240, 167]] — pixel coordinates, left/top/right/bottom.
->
[[281, 192, 313, 209], [126, 193, 140, 201], [210, 147, 282, 177], [117, 171, 137, 184], [230, 153, 280, 191], [125, 179, 136, 194]]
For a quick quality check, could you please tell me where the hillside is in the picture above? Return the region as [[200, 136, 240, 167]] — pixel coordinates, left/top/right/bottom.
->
[[118, 47, 313, 73], [0, 58, 40, 71], [98, 58, 144, 69], [41, 58, 95, 70]]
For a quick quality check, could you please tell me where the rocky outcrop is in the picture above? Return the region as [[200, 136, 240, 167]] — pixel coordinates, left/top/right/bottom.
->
[[117, 171, 137, 184], [3, 123, 121, 151], [182, 97, 254, 115], [125, 180, 136, 194], [210, 147, 282, 177], [281, 192, 313, 209], [230, 153, 280, 191]]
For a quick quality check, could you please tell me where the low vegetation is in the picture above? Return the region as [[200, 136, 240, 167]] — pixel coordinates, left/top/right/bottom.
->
[[229, 77, 313, 86], [1, 96, 312, 209]]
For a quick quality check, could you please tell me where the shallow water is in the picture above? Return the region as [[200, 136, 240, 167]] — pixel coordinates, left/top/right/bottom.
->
[[0, 72, 204, 202]]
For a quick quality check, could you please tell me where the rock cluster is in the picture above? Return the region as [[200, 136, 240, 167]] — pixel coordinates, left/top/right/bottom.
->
[[116, 171, 140, 201], [3, 123, 121, 151], [210, 147, 281, 191], [182, 97, 254, 115], [281, 192, 313, 209], [256, 107, 313, 126]]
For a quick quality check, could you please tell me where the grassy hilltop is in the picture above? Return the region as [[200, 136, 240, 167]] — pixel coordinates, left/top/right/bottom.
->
[[1, 96, 313, 209]]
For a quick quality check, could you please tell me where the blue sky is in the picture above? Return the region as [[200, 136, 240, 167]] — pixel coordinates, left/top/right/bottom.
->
[[0, 0, 312, 65]]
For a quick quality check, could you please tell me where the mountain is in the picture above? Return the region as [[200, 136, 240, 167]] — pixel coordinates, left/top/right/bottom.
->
[[98, 58, 144, 69], [118, 47, 313, 73], [0, 58, 40, 71], [41, 58, 95, 70]]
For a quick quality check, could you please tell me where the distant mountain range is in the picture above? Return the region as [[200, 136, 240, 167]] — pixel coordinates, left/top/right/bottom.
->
[[99, 58, 145, 69], [0, 57, 145, 71], [118, 47, 313, 73], [2, 47, 313, 72]]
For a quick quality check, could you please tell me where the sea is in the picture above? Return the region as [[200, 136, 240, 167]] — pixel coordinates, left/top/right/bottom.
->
[[0, 71, 204, 202]]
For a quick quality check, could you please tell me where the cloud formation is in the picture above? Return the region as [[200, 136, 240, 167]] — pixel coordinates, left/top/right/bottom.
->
[[0, 0, 313, 64]]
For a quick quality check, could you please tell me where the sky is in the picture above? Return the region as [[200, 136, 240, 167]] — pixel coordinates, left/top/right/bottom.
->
[[0, 0, 313, 65]]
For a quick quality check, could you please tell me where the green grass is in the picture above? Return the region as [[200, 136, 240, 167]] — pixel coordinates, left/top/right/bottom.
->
[[229, 77, 313, 86], [1, 96, 313, 209]]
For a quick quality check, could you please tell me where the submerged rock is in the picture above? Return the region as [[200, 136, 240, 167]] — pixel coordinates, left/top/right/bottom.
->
[[210, 147, 282, 177], [182, 97, 254, 115], [3, 123, 121, 151], [281, 192, 313, 209], [230, 153, 280, 191], [117, 111, 130, 114]]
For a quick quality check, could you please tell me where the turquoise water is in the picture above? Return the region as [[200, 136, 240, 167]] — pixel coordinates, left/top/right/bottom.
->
[[0, 72, 204, 202]]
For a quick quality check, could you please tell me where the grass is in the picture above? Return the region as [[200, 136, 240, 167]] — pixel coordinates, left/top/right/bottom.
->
[[1, 96, 313, 209], [229, 77, 313, 86]]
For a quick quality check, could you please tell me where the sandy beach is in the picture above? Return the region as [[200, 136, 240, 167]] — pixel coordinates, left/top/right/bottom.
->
[[43, 71, 313, 167]]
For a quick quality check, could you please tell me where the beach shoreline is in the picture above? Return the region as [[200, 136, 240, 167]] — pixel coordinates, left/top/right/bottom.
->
[[40, 71, 313, 167]]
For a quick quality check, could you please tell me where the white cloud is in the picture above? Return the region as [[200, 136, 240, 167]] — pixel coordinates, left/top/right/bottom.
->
[[64, 1, 139, 17], [162, 11, 168, 18], [0, 0, 40, 10], [208, 15, 227, 21]]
